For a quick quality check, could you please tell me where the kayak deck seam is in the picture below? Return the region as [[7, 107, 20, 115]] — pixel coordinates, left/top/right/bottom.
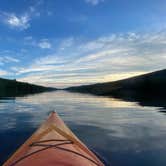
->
[[8, 138, 101, 166], [9, 140, 73, 166], [3, 112, 104, 166]]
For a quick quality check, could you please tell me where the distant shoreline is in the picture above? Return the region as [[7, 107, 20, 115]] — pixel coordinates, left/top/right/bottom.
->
[[0, 78, 56, 97], [65, 69, 166, 109]]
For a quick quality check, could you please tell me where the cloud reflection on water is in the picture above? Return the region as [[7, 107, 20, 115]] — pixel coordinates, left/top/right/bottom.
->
[[1, 91, 166, 166]]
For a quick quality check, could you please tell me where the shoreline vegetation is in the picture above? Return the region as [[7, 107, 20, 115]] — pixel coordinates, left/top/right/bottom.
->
[[0, 78, 56, 97], [1, 69, 166, 108], [66, 69, 166, 108]]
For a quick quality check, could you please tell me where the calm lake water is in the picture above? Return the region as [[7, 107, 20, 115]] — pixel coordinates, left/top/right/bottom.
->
[[1, 91, 166, 165]]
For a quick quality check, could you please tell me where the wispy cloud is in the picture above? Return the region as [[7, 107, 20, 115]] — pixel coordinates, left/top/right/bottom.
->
[[0, 2, 41, 30], [1, 12, 30, 30], [0, 56, 20, 65], [38, 39, 52, 49], [3, 56, 20, 63], [10, 30, 166, 87], [85, 0, 105, 6], [23, 37, 52, 49]]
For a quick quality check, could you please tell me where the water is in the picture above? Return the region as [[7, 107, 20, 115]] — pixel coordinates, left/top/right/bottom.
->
[[1, 91, 166, 166]]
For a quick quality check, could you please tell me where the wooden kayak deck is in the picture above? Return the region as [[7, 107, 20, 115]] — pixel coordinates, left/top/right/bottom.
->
[[3, 112, 104, 166]]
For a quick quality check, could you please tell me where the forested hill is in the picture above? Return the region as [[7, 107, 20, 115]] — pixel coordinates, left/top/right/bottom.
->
[[66, 69, 166, 99], [0, 78, 56, 97]]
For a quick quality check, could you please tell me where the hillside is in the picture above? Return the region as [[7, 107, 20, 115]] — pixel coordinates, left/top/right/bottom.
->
[[0, 78, 55, 97], [66, 69, 166, 107]]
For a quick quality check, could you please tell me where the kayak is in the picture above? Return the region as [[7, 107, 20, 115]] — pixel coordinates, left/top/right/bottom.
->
[[3, 112, 104, 166]]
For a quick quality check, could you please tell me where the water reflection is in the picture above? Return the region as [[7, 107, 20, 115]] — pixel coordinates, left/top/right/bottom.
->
[[0, 91, 166, 166], [18, 91, 140, 108]]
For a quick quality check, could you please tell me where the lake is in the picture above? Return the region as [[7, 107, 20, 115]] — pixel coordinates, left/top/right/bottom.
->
[[1, 91, 166, 166]]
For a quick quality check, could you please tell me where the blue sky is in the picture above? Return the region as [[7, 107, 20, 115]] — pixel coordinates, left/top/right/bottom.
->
[[0, 0, 166, 87]]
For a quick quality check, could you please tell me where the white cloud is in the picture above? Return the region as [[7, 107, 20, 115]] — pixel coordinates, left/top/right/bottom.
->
[[0, 56, 20, 64], [2, 12, 30, 30], [3, 56, 20, 63], [23, 37, 52, 49], [14, 30, 166, 88], [34, 55, 68, 65], [38, 40, 52, 49], [0, 3, 41, 30], [85, 0, 105, 5], [76, 48, 131, 63]]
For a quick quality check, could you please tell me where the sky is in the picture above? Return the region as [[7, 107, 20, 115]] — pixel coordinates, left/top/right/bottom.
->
[[0, 0, 166, 88]]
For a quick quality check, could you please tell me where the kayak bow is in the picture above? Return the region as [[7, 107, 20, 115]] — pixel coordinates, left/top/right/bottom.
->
[[3, 112, 104, 166]]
